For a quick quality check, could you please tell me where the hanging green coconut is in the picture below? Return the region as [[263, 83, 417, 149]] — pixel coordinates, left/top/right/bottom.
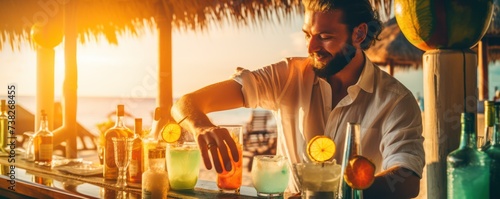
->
[[394, 0, 494, 51]]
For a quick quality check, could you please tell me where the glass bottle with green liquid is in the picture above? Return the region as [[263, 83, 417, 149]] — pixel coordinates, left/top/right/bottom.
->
[[447, 112, 490, 199], [485, 102, 500, 198]]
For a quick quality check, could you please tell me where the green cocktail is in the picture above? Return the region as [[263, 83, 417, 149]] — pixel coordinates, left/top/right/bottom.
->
[[166, 142, 201, 190]]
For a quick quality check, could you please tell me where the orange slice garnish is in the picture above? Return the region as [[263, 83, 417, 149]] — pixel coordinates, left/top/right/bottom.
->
[[344, 155, 376, 190], [161, 123, 182, 143], [307, 135, 336, 162]]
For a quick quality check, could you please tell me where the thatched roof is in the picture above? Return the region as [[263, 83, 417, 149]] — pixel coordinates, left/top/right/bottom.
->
[[0, 0, 303, 50], [365, 18, 424, 69], [486, 0, 500, 35]]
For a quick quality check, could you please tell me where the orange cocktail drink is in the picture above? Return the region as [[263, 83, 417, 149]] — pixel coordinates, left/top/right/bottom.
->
[[216, 125, 243, 193]]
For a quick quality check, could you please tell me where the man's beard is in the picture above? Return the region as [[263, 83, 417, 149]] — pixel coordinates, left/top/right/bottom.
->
[[311, 42, 357, 78]]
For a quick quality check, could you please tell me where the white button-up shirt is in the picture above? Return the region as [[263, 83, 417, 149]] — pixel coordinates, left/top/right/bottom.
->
[[233, 56, 425, 192]]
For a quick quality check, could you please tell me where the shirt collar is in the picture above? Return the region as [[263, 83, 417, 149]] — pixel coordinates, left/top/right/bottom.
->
[[356, 53, 375, 94], [336, 53, 375, 107]]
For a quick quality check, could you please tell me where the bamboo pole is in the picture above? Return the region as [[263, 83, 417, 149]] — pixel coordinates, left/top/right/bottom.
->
[[52, 1, 77, 158], [157, 3, 173, 131], [478, 38, 489, 101], [35, 47, 55, 132], [423, 49, 477, 199]]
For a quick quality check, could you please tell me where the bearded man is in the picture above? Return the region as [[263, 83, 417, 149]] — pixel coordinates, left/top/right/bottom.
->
[[171, 0, 424, 198]]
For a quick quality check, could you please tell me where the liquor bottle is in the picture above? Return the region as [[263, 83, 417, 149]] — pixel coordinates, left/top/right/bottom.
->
[[34, 110, 53, 166], [128, 118, 144, 183], [0, 100, 9, 153], [485, 102, 500, 198], [339, 122, 363, 199], [481, 101, 495, 150], [143, 107, 161, 172], [104, 104, 134, 180], [142, 148, 169, 199], [447, 112, 490, 199]]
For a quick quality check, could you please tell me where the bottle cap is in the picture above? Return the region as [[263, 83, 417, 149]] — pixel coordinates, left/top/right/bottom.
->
[[1, 100, 5, 112], [149, 148, 166, 159], [135, 118, 143, 135], [461, 112, 474, 123], [117, 105, 124, 116], [484, 100, 495, 106]]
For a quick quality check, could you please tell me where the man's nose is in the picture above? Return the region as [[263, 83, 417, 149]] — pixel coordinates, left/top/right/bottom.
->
[[307, 36, 321, 54]]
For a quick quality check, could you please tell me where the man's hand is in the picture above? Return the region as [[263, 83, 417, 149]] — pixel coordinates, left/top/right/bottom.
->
[[364, 167, 420, 199], [196, 127, 240, 173]]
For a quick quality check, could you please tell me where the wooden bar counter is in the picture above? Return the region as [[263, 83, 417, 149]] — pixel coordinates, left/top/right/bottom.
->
[[0, 152, 267, 199]]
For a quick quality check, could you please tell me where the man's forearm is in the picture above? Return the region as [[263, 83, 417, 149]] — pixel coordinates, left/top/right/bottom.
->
[[171, 94, 216, 136], [363, 167, 420, 199]]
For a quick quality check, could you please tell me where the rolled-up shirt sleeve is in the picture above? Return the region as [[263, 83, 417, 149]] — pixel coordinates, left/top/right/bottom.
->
[[232, 58, 295, 110], [380, 93, 425, 178]]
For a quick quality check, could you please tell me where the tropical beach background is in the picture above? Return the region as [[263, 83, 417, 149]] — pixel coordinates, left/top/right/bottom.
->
[[2, 19, 500, 132], [1, 1, 500, 191]]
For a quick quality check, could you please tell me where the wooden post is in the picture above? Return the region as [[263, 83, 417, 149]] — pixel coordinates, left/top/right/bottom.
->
[[388, 61, 394, 76], [35, 47, 55, 131], [157, 4, 173, 129], [62, 1, 78, 158], [478, 37, 489, 101], [423, 49, 477, 199]]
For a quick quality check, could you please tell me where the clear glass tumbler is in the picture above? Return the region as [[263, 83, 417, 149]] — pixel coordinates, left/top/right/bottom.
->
[[23, 132, 35, 161], [295, 160, 341, 199], [216, 125, 243, 194], [251, 155, 290, 197]]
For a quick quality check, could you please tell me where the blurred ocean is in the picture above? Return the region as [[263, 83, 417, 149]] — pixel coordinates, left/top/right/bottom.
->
[[8, 63, 500, 135], [13, 96, 255, 135]]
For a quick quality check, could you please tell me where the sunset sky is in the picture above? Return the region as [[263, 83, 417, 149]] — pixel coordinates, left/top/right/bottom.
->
[[0, 16, 308, 99], [2, 12, 499, 100]]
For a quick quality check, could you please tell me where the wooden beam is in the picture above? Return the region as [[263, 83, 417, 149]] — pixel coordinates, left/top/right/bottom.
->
[[35, 47, 55, 132], [478, 38, 489, 101], [52, 1, 78, 158], [423, 49, 477, 199], [156, 2, 174, 132], [388, 60, 394, 76]]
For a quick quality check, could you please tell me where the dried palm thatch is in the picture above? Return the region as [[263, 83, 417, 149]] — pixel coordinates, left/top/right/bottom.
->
[[486, 0, 500, 36], [0, 0, 303, 51], [486, 46, 500, 61], [365, 18, 424, 70]]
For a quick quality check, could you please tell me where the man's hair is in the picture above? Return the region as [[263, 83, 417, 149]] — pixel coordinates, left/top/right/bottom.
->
[[302, 0, 383, 50]]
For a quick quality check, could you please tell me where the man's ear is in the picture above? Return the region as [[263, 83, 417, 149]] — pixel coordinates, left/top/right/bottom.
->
[[353, 23, 368, 44]]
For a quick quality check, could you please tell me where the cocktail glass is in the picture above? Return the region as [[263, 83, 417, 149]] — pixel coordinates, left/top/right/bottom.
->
[[251, 155, 290, 197], [112, 137, 133, 189], [23, 132, 35, 161], [166, 141, 201, 190], [294, 160, 341, 199], [142, 137, 158, 172], [94, 136, 105, 165], [216, 125, 243, 194]]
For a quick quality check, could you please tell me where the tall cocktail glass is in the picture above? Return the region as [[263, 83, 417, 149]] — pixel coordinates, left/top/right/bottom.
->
[[166, 142, 201, 190], [216, 125, 243, 193], [251, 155, 290, 197], [112, 137, 133, 189], [295, 160, 341, 199]]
